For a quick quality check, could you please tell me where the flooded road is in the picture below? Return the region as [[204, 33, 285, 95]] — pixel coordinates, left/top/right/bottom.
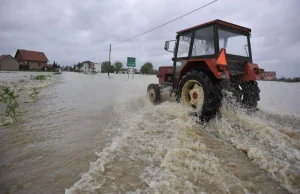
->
[[0, 72, 299, 193]]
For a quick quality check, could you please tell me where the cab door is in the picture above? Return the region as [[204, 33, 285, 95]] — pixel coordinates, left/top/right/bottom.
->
[[173, 32, 193, 86]]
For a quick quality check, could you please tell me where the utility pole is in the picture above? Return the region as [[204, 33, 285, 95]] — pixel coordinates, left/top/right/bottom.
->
[[108, 44, 111, 76], [109, 44, 111, 65]]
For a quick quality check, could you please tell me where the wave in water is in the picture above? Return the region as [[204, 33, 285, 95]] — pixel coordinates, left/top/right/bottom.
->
[[66, 88, 299, 193]]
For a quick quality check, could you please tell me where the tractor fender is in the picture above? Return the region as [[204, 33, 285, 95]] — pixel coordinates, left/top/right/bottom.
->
[[178, 59, 229, 86], [242, 63, 264, 81]]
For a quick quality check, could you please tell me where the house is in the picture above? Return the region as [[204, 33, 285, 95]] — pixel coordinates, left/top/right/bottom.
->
[[82, 62, 89, 73], [15, 49, 48, 70], [81, 61, 95, 73], [45, 64, 53, 69], [264, 71, 276, 81], [0, 55, 19, 71], [94, 63, 101, 73]]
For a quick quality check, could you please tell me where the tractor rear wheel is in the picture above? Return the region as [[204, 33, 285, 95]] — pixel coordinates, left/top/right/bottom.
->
[[147, 84, 161, 105], [240, 81, 260, 109], [178, 71, 222, 121]]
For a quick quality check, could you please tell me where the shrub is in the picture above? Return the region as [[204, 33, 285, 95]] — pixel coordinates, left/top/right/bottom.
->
[[0, 86, 19, 121], [31, 75, 47, 80]]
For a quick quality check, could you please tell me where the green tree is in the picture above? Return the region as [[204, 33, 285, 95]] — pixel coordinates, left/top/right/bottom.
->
[[53, 61, 57, 69], [101, 61, 114, 76], [140, 62, 153, 74], [114, 61, 123, 74], [77, 62, 83, 71]]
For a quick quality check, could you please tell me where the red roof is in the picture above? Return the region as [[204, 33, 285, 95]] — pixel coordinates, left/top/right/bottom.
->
[[0, 55, 8, 60], [15, 49, 48, 62]]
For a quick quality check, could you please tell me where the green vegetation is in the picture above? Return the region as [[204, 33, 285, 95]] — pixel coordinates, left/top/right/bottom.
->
[[31, 75, 47, 80], [0, 86, 19, 121], [141, 62, 154, 74], [101, 61, 115, 76], [114, 61, 123, 74], [52, 61, 61, 69], [274, 77, 300, 83], [77, 62, 84, 71]]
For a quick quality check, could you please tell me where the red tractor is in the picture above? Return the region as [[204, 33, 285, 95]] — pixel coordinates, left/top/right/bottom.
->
[[147, 19, 264, 121]]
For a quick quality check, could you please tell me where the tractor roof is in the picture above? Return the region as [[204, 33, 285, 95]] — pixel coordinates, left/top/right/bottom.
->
[[177, 19, 251, 34]]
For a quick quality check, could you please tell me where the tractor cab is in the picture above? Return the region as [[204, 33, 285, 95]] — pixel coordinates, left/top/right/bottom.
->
[[164, 19, 261, 82]]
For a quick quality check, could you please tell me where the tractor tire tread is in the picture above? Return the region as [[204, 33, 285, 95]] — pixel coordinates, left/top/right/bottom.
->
[[178, 70, 222, 121]]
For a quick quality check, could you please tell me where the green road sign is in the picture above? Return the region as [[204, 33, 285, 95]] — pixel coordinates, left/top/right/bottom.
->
[[127, 57, 136, 67]]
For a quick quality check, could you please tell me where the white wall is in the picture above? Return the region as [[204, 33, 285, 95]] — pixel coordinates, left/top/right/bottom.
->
[[94, 63, 101, 72]]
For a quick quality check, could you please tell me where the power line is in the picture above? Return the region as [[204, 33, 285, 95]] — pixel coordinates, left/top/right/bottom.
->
[[103, 45, 110, 51], [111, 0, 218, 46]]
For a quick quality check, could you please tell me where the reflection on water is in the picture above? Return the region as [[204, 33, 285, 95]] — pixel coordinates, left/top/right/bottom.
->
[[0, 73, 299, 193]]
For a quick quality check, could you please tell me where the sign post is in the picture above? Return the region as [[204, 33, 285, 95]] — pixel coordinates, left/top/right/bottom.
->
[[127, 57, 136, 80]]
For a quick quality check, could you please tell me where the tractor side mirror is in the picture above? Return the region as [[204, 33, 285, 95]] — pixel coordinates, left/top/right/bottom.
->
[[164, 41, 170, 51], [156, 74, 161, 78], [164, 40, 176, 53]]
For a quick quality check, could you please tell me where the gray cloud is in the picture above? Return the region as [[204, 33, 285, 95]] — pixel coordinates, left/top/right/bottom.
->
[[0, 0, 299, 77]]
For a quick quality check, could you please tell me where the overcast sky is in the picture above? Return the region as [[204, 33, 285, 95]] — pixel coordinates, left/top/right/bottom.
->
[[0, 0, 299, 77]]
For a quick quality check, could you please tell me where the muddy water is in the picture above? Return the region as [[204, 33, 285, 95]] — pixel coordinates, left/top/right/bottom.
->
[[0, 73, 300, 193]]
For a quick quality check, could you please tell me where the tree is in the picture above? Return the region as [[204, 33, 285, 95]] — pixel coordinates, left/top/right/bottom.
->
[[101, 61, 114, 76], [114, 61, 123, 74], [53, 61, 57, 69], [77, 62, 83, 71], [140, 62, 153, 74]]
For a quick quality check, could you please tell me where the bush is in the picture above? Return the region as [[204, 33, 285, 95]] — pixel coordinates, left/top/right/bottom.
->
[[31, 75, 47, 80], [0, 86, 19, 121]]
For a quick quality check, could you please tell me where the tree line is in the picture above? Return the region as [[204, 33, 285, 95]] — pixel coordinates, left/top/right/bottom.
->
[[273, 77, 300, 82], [101, 61, 157, 74], [63, 61, 158, 75]]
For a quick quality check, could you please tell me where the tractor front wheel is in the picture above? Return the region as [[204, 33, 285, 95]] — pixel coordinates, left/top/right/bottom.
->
[[240, 81, 260, 109], [178, 71, 222, 121], [147, 84, 161, 105]]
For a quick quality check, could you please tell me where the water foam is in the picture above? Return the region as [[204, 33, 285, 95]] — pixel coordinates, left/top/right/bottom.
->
[[205, 97, 300, 193], [67, 77, 298, 193]]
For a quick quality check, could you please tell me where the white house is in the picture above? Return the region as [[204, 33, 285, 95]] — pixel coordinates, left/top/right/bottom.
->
[[94, 63, 101, 73], [83, 62, 89, 73]]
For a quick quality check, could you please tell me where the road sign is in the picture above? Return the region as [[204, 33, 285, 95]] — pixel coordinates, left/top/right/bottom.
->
[[127, 57, 136, 67]]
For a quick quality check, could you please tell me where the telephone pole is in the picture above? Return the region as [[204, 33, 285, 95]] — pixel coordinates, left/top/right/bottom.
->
[[109, 44, 111, 65]]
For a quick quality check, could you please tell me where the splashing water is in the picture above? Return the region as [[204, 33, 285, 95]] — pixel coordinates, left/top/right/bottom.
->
[[67, 78, 299, 193]]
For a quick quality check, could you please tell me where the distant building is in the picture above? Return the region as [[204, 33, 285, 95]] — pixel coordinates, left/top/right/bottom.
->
[[122, 68, 140, 74], [94, 63, 101, 73], [264, 71, 276, 81], [0, 55, 19, 71], [45, 64, 53, 69], [15, 49, 48, 70], [82, 61, 95, 73], [82, 62, 89, 72]]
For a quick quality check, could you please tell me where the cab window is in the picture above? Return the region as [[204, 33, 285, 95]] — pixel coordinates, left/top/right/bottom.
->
[[192, 26, 215, 56], [177, 33, 192, 58]]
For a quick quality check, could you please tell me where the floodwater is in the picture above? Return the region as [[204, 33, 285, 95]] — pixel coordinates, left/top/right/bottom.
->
[[0, 72, 299, 194]]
